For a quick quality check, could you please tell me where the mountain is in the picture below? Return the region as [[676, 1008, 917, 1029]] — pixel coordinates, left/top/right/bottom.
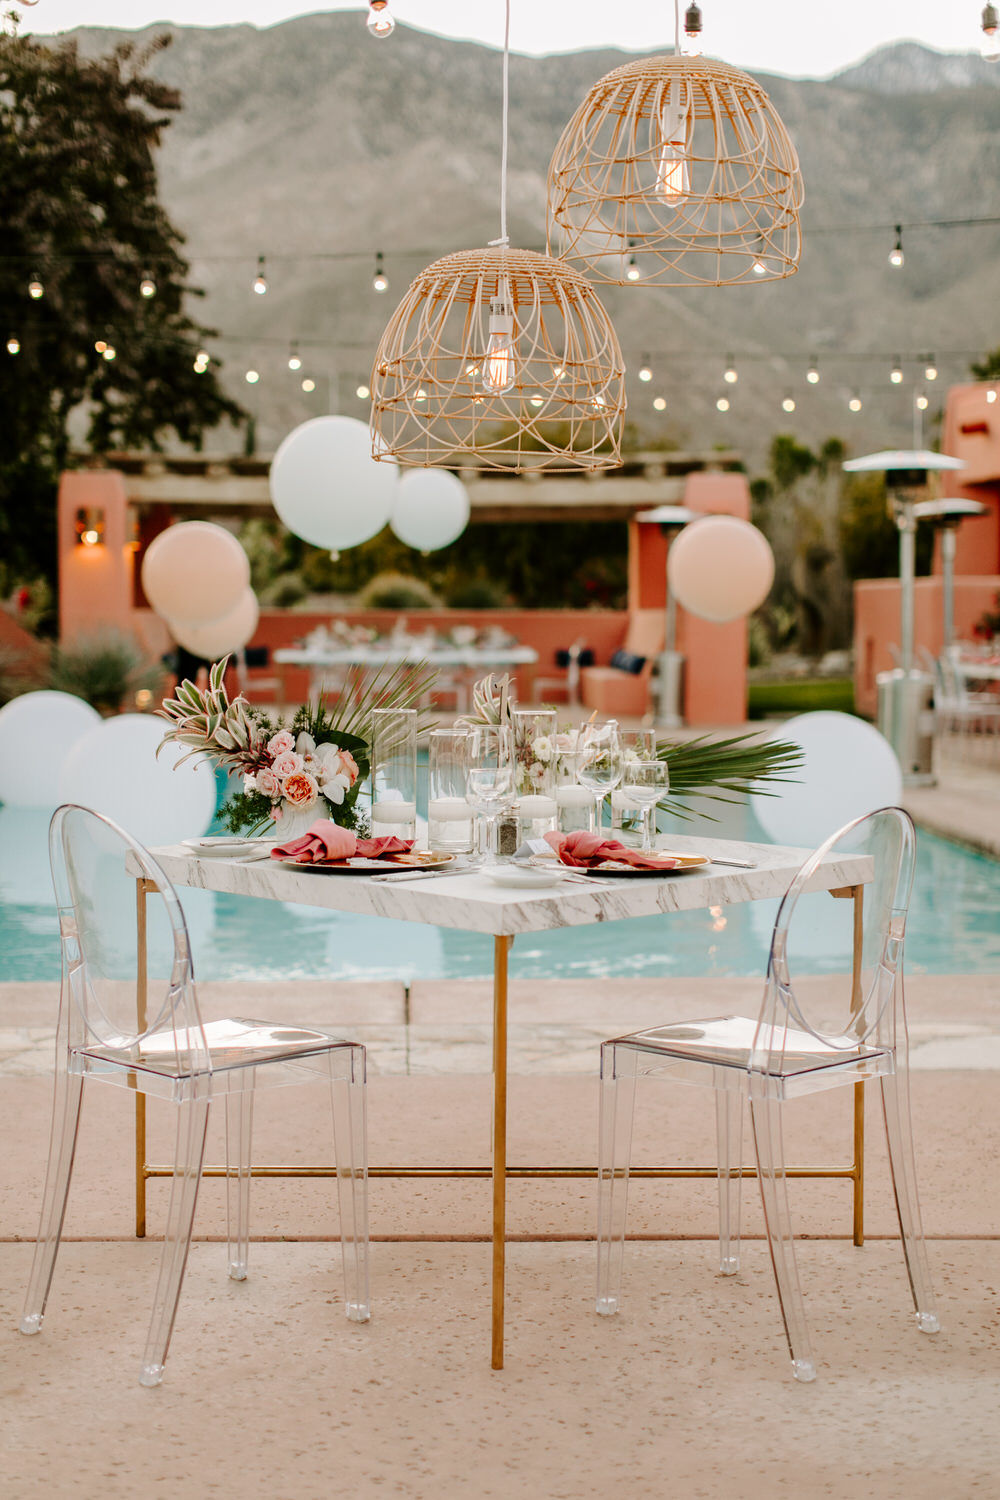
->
[[47, 21, 1000, 466]]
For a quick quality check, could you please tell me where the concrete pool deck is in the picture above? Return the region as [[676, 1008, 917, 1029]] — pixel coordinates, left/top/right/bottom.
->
[[2, 974, 999, 1497]]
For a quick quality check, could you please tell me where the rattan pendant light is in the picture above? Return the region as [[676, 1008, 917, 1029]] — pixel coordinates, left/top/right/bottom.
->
[[371, 3, 625, 472], [546, 3, 803, 288]]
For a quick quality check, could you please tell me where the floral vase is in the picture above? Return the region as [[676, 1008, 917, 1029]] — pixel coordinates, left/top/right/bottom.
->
[[268, 804, 321, 843]]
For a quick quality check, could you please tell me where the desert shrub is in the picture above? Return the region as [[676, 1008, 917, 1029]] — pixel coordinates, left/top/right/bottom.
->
[[50, 630, 165, 715], [357, 572, 440, 610]]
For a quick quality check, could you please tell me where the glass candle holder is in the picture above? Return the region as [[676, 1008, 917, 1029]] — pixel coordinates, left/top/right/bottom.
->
[[370, 707, 417, 841], [510, 707, 558, 841], [610, 789, 644, 846], [428, 727, 474, 853], [556, 782, 594, 835]]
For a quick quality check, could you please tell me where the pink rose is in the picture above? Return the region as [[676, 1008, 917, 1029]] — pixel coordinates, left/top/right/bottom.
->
[[272, 751, 303, 779], [255, 766, 279, 798], [339, 749, 359, 785], [267, 730, 296, 757], [282, 770, 319, 808]]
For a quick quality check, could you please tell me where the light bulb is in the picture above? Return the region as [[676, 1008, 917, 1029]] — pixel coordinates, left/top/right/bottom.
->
[[194, 349, 209, 372], [246, 368, 260, 384], [987, 388, 998, 404], [924, 359, 938, 381], [806, 363, 820, 385], [465, 362, 478, 377], [415, 387, 428, 403], [102, 344, 116, 361], [6, 336, 19, 354], [682, 2, 703, 55], [723, 358, 738, 384], [752, 242, 768, 275], [782, 395, 796, 412], [94, 339, 107, 354], [982, 4, 1000, 60], [889, 226, 904, 268], [301, 377, 316, 392], [140, 272, 156, 298], [367, 2, 395, 38], [373, 252, 388, 292], [653, 396, 667, 411], [356, 383, 370, 399], [253, 256, 268, 295], [626, 255, 642, 282], [28, 274, 43, 300], [552, 364, 566, 380], [288, 346, 302, 371], [591, 391, 608, 411], [890, 360, 903, 384], [849, 395, 862, 412], [638, 358, 653, 382], [530, 394, 544, 408], [916, 392, 929, 411], [193, 357, 207, 373], [655, 81, 691, 201], [716, 396, 730, 412], [482, 279, 516, 394]]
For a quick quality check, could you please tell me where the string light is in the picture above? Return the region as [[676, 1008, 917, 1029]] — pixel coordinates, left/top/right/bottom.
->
[[982, 3, 1000, 60], [890, 356, 904, 384], [28, 273, 43, 300], [806, 358, 820, 384], [638, 355, 653, 382], [139, 271, 156, 298], [252, 256, 268, 295], [194, 348, 210, 374], [653, 396, 666, 411], [716, 396, 730, 412], [849, 392, 863, 412], [889, 226, 904, 267], [723, 356, 738, 384], [915, 391, 929, 411], [372, 251, 388, 293], [301, 377, 316, 392], [625, 244, 642, 282], [781, 394, 796, 412], [987, 388, 998, 403], [6, 336, 19, 354], [102, 344, 116, 362], [246, 368, 260, 384], [94, 339, 107, 354], [356, 382, 371, 399], [924, 355, 938, 381], [530, 393, 545, 407], [367, 1, 395, 38]]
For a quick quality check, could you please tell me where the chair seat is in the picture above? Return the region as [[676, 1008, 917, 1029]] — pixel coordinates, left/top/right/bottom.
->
[[76, 1016, 352, 1081], [614, 1013, 891, 1080]]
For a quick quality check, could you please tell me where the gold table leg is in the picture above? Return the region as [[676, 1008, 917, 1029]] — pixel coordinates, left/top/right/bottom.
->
[[491, 935, 512, 1371], [852, 883, 865, 1247], [135, 877, 149, 1239]]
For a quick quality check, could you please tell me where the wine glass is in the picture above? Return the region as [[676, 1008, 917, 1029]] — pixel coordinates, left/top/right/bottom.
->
[[621, 738, 670, 852], [576, 719, 623, 835], [464, 724, 515, 863]]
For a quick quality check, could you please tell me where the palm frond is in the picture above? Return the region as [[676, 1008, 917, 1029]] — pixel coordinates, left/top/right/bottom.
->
[[657, 732, 803, 821]]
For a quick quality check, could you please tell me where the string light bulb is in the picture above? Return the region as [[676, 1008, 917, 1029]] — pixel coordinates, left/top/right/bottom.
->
[[625, 251, 642, 282], [252, 256, 268, 295], [6, 336, 18, 354], [481, 277, 516, 394], [372, 251, 388, 293], [682, 3, 704, 56], [924, 356, 938, 381], [723, 356, 738, 384], [889, 226, 904, 268], [806, 359, 820, 384], [301, 377, 316, 392], [752, 239, 768, 275], [367, 1, 395, 38], [356, 383, 371, 399], [28, 273, 43, 300], [849, 393, 863, 412], [890, 357, 904, 384], [139, 271, 156, 298], [194, 349, 210, 373], [716, 396, 730, 412], [987, 387, 998, 404], [102, 344, 116, 362], [246, 368, 260, 384], [288, 344, 302, 371], [638, 355, 653, 382], [653, 396, 667, 411], [781, 394, 796, 412], [982, 3, 1000, 60], [915, 391, 929, 411]]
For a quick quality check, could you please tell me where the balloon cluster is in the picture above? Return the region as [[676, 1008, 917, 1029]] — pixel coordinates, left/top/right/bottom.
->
[[142, 520, 258, 660]]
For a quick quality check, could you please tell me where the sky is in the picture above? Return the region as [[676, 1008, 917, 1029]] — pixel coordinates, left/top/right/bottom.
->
[[20, 1, 988, 80]]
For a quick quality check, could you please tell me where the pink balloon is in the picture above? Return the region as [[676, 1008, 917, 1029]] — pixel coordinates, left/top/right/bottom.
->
[[668, 515, 774, 623], [142, 521, 249, 626], [170, 589, 259, 660]]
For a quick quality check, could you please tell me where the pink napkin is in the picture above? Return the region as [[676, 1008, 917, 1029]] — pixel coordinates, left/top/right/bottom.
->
[[271, 819, 415, 864], [543, 830, 680, 871]]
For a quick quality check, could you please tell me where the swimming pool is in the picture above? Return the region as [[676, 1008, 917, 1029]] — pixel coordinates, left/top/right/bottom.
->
[[2, 796, 998, 983]]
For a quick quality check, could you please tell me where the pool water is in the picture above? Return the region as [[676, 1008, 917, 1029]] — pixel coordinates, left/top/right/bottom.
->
[[2, 794, 998, 984]]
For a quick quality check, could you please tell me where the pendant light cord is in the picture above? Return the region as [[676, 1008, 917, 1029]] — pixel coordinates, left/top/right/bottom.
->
[[674, 0, 681, 52], [490, 0, 511, 248]]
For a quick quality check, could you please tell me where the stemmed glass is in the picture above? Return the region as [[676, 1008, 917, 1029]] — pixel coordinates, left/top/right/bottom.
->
[[576, 719, 623, 835], [621, 733, 670, 852], [464, 724, 515, 864]]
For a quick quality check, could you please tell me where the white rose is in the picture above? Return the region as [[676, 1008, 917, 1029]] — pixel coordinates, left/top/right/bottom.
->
[[243, 773, 257, 793], [533, 735, 553, 763]]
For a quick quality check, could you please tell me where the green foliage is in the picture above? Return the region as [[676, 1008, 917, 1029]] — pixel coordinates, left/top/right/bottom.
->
[[357, 572, 441, 609], [974, 591, 1000, 638], [0, 642, 44, 705], [748, 678, 856, 720], [657, 733, 803, 821], [0, 31, 244, 583], [262, 573, 310, 608], [970, 348, 1000, 381], [444, 577, 508, 609], [49, 630, 164, 715]]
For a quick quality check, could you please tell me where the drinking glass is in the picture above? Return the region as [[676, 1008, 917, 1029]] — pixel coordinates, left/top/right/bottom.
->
[[428, 728, 473, 853], [576, 719, 623, 834], [620, 748, 670, 852], [370, 707, 417, 840], [464, 724, 515, 863], [612, 730, 659, 845]]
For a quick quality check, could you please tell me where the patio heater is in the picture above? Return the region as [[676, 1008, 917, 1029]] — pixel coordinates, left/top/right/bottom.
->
[[842, 449, 967, 784], [635, 504, 698, 728], [911, 498, 989, 651]]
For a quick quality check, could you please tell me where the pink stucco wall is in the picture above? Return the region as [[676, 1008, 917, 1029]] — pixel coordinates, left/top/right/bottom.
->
[[853, 576, 1000, 717]]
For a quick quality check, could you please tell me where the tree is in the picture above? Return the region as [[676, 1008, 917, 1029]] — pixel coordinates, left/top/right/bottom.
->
[[0, 30, 243, 589], [970, 348, 1000, 381]]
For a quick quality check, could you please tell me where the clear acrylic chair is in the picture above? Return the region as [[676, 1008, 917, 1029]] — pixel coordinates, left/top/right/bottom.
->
[[20, 805, 370, 1386], [596, 807, 939, 1382]]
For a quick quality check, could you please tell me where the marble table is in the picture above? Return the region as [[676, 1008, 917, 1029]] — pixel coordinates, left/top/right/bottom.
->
[[131, 833, 871, 1370]]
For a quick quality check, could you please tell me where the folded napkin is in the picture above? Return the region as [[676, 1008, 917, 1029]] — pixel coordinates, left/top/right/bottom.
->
[[271, 819, 415, 865], [543, 830, 679, 871]]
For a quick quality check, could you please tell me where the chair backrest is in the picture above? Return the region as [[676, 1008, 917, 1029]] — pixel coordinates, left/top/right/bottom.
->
[[623, 609, 665, 661], [48, 804, 209, 1073], [753, 807, 916, 1075]]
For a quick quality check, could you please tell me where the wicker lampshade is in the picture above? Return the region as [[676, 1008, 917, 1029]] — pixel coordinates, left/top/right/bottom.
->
[[547, 55, 803, 288], [370, 246, 625, 472]]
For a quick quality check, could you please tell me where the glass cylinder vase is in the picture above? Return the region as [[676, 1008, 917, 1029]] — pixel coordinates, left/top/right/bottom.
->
[[428, 727, 474, 853], [511, 707, 558, 841], [370, 707, 417, 841]]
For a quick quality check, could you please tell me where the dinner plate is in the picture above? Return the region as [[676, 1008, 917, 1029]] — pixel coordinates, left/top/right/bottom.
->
[[481, 864, 567, 889], [580, 853, 710, 877], [183, 836, 273, 859], [279, 857, 396, 874]]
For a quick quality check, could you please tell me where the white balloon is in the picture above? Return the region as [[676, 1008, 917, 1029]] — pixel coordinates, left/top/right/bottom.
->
[[171, 589, 259, 660], [0, 691, 101, 808], [668, 515, 775, 623], [753, 711, 903, 850], [58, 714, 216, 848], [391, 468, 470, 551], [142, 521, 249, 626], [269, 415, 398, 552]]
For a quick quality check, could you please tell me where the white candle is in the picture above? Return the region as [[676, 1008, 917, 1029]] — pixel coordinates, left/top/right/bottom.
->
[[556, 785, 595, 808], [517, 795, 558, 819], [428, 797, 472, 822], [372, 799, 417, 824]]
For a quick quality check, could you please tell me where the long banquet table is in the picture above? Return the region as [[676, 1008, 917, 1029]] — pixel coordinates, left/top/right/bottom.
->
[[129, 833, 871, 1370], [274, 642, 539, 702]]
